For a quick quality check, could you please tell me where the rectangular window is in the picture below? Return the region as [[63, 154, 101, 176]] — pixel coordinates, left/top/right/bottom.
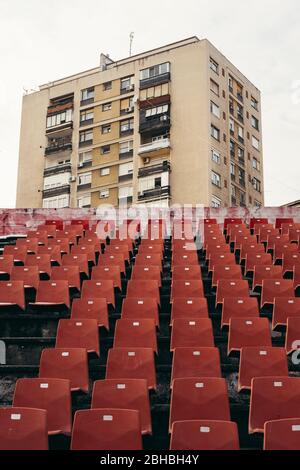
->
[[211, 195, 221, 208], [100, 167, 110, 176], [251, 115, 259, 130], [120, 77, 133, 92], [253, 157, 260, 171], [210, 79, 219, 96], [251, 97, 259, 110], [101, 145, 111, 155], [119, 186, 133, 199], [120, 118, 134, 133], [80, 109, 94, 124], [139, 83, 169, 100], [210, 101, 220, 118], [77, 195, 91, 208], [211, 171, 221, 187], [211, 149, 221, 164], [78, 172, 91, 186], [102, 102, 112, 111], [102, 124, 111, 134], [119, 140, 133, 154], [252, 177, 261, 192], [231, 184, 236, 197], [254, 199, 261, 208], [140, 62, 170, 80], [229, 118, 234, 133], [46, 109, 72, 128], [145, 104, 169, 118], [79, 151, 92, 164], [211, 125, 220, 141], [238, 126, 244, 138], [43, 195, 69, 209], [100, 189, 109, 199], [252, 135, 260, 150], [230, 162, 235, 176], [103, 81, 112, 91], [79, 129, 93, 143], [210, 57, 219, 74], [119, 162, 133, 176], [228, 76, 233, 92], [81, 87, 94, 102]]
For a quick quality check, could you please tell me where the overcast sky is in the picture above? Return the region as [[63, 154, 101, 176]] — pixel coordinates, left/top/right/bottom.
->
[[0, 0, 299, 207]]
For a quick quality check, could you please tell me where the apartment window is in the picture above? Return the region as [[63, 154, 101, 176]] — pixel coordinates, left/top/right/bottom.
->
[[140, 62, 170, 80], [43, 195, 69, 209], [120, 118, 134, 133], [119, 140, 133, 154], [229, 118, 234, 133], [230, 162, 235, 176], [251, 115, 259, 130], [252, 135, 260, 150], [79, 151, 92, 165], [253, 157, 260, 171], [238, 147, 244, 163], [78, 172, 91, 186], [102, 124, 111, 134], [79, 129, 93, 144], [102, 102, 112, 111], [211, 195, 221, 208], [46, 109, 72, 128], [239, 168, 245, 186], [145, 104, 169, 118], [238, 126, 244, 139], [101, 145, 111, 155], [210, 79, 219, 96], [211, 171, 221, 187], [210, 57, 219, 74], [100, 189, 109, 199], [251, 97, 259, 110], [254, 199, 262, 208], [252, 177, 261, 192], [237, 104, 243, 120], [211, 149, 221, 164], [139, 83, 169, 100], [80, 109, 94, 124], [103, 81, 112, 91], [228, 76, 233, 92], [100, 167, 110, 176], [44, 172, 70, 190], [230, 140, 235, 156], [119, 186, 133, 199], [81, 87, 94, 102], [229, 98, 234, 114], [120, 77, 133, 92], [240, 191, 246, 206], [119, 162, 133, 177], [120, 96, 134, 113], [211, 125, 220, 141], [77, 195, 91, 208], [210, 101, 220, 118], [231, 184, 236, 197]]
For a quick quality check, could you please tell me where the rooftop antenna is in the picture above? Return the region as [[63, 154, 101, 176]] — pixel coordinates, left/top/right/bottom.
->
[[129, 32, 134, 56]]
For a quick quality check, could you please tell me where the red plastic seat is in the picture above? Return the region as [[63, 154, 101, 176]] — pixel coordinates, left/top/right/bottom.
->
[[56, 319, 100, 356], [37, 245, 62, 264], [99, 253, 126, 274], [253, 223, 273, 237], [39, 348, 89, 393], [70, 219, 89, 230], [71, 409, 142, 450], [11, 266, 39, 289], [27, 229, 48, 241], [238, 347, 288, 391], [79, 236, 101, 250], [259, 227, 279, 244], [286, 317, 300, 354], [121, 297, 159, 326], [131, 266, 161, 286], [105, 244, 130, 262], [16, 237, 39, 253], [170, 318, 214, 351], [13, 378, 71, 435], [244, 253, 272, 275], [114, 319, 157, 352], [25, 254, 52, 275], [171, 265, 201, 281], [216, 280, 249, 306], [240, 243, 265, 262], [48, 237, 70, 254], [65, 224, 84, 237], [224, 218, 243, 231], [134, 253, 162, 268], [228, 318, 272, 355], [233, 234, 256, 251], [0, 407, 48, 450], [205, 243, 230, 261], [170, 280, 204, 301], [264, 418, 300, 450], [71, 244, 96, 263], [170, 298, 208, 325], [0, 281, 25, 310], [283, 252, 300, 275], [294, 265, 300, 290], [171, 347, 221, 383], [106, 348, 156, 390], [55, 231, 78, 246], [62, 254, 89, 276], [250, 218, 268, 230], [221, 297, 259, 327], [71, 298, 109, 329], [289, 227, 300, 243], [212, 264, 242, 288], [249, 376, 300, 434], [172, 252, 199, 266], [275, 217, 294, 230], [266, 234, 289, 253], [227, 224, 248, 242], [0, 255, 13, 276], [282, 222, 300, 235], [207, 253, 236, 272], [50, 265, 80, 290], [170, 420, 239, 450], [127, 280, 160, 305], [138, 244, 163, 255], [37, 224, 57, 237], [272, 297, 300, 329], [81, 279, 115, 307], [274, 242, 298, 263], [91, 379, 151, 435], [253, 265, 283, 290], [169, 378, 230, 432], [32, 280, 70, 308], [91, 265, 121, 289], [45, 219, 64, 230], [3, 245, 27, 263], [261, 279, 294, 308]]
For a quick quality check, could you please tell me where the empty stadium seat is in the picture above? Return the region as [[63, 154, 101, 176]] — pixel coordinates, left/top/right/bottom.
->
[[170, 420, 239, 450], [91, 265, 122, 289], [31, 280, 70, 309], [244, 253, 272, 275], [105, 244, 130, 262], [253, 265, 283, 290], [39, 348, 89, 393], [71, 298, 109, 329], [56, 319, 100, 355], [25, 254, 52, 276], [212, 264, 242, 288], [91, 379, 151, 435], [81, 279, 115, 307], [169, 378, 230, 432], [48, 237, 70, 254], [71, 409, 142, 450], [0, 407, 48, 450], [13, 378, 72, 435], [131, 266, 161, 286], [114, 319, 157, 352], [216, 280, 249, 306], [121, 298, 159, 326], [285, 317, 300, 354], [249, 377, 300, 434], [127, 280, 160, 305], [259, 227, 279, 244], [70, 219, 89, 230], [37, 224, 57, 237], [275, 218, 294, 230], [224, 218, 243, 231], [238, 347, 288, 391], [228, 318, 271, 355], [170, 280, 204, 301], [172, 252, 199, 266], [3, 245, 27, 263], [99, 253, 126, 274], [138, 244, 163, 255], [294, 265, 300, 290], [37, 245, 62, 264], [50, 265, 81, 290], [11, 266, 39, 290], [288, 227, 300, 243], [274, 242, 298, 263], [71, 244, 97, 264], [170, 318, 214, 350], [134, 253, 162, 268], [106, 348, 156, 390], [250, 218, 268, 230], [264, 418, 300, 450], [0, 281, 25, 310], [170, 298, 208, 325], [16, 237, 39, 253], [221, 297, 259, 327], [62, 254, 89, 276], [240, 243, 265, 262], [45, 219, 64, 230], [207, 253, 236, 272], [56, 231, 78, 246], [272, 297, 300, 329], [0, 255, 14, 277], [171, 347, 221, 383], [283, 252, 300, 275], [261, 279, 294, 308]]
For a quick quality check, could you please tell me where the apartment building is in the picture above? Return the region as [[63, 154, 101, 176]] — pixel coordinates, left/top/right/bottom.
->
[[16, 36, 264, 209]]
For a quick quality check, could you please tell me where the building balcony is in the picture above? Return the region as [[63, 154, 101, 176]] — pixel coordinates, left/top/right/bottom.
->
[[42, 184, 70, 199], [239, 179, 246, 188], [120, 84, 135, 95], [138, 138, 171, 157], [230, 150, 235, 158], [79, 139, 93, 148], [45, 141, 72, 155], [138, 160, 171, 178], [78, 160, 92, 170], [237, 114, 244, 123], [46, 121, 73, 135], [120, 106, 134, 116], [119, 196, 133, 205], [138, 185, 170, 201], [238, 157, 245, 167], [237, 92, 244, 103], [231, 174, 235, 182], [238, 136, 244, 145], [77, 182, 92, 192], [139, 114, 171, 134], [80, 98, 94, 107], [43, 162, 72, 177], [120, 128, 134, 137], [140, 72, 170, 90], [118, 173, 133, 183], [119, 149, 133, 160], [80, 118, 94, 128], [231, 196, 237, 206]]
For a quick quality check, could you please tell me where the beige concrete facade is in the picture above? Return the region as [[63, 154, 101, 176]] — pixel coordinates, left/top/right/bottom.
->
[[16, 37, 264, 209]]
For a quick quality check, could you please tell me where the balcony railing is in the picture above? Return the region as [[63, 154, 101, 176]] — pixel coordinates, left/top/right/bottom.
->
[[45, 141, 72, 155], [43, 163, 71, 177], [138, 160, 171, 178], [120, 84, 135, 95], [138, 185, 170, 201], [42, 184, 70, 198], [140, 72, 170, 90], [139, 114, 171, 133], [138, 138, 170, 155], [46, 121, 73, 134], [118, 173, 133, 182], [119, 149, 133, 160]]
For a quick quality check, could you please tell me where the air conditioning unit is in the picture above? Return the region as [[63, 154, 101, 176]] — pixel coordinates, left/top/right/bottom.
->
[[69, 176, 76, 183], [143, 157, 150, 164], [78, 162, 84, 167], [129, 84, 134, 90], [125, 106, 134, 113]]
